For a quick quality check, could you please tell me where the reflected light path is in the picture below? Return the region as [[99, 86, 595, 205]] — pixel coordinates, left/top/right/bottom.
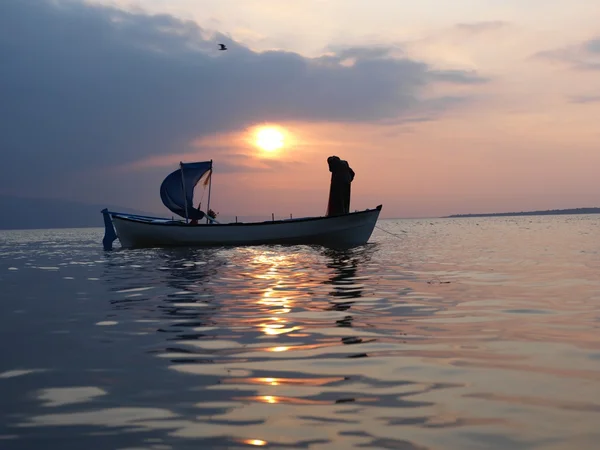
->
[[252, 251, 303, 337]]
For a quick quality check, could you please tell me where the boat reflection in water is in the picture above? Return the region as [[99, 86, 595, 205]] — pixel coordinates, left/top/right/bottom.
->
[[17, 242, 439, 449], [101, 244, 386, 446]]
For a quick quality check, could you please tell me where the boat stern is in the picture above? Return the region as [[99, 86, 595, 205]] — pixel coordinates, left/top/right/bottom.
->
[[101, 209, 118, 250]]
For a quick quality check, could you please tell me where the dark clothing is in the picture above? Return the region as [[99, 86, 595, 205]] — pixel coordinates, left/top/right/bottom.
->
[[327, 156, 355, 216]]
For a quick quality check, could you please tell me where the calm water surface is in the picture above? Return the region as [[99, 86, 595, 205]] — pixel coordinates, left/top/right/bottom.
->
[[1, 216, 599, 449]]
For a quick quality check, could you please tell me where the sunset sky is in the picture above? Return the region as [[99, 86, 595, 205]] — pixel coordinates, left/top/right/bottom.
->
[[2, 0, 600, 219]]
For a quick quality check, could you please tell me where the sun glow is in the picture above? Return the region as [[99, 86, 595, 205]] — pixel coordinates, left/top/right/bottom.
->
[[254, 126, 285, 153], [243, 439, 267, 446]]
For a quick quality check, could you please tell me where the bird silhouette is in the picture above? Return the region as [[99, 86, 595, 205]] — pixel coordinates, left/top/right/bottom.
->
[[218, 44, 227, 51]]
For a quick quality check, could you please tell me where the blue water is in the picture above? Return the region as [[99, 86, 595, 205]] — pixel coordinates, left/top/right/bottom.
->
[[1, 216, 599, 449]]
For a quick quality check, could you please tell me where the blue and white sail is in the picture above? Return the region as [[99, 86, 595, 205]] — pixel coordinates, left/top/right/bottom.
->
[[159, 161, 212, 221]]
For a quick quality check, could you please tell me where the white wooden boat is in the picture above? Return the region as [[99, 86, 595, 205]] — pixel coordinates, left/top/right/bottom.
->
[[102, 160, 382, 250]]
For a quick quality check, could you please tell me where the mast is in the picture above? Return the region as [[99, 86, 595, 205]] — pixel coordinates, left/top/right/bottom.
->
[[206, 160, 213, 224], [180, 162, 189, 224]]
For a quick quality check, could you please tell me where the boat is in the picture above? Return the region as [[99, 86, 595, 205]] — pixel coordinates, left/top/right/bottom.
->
[[101, 160, 382, 250]]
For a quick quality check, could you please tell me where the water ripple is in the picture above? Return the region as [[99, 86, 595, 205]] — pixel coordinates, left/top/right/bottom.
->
[[1, 216, 600, 449]]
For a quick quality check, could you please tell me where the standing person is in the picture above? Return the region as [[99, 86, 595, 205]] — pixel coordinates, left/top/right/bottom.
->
[[326, 156, 355, 216]]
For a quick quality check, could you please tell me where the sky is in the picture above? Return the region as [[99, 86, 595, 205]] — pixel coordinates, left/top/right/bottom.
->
[[1, 0, 600, 219]]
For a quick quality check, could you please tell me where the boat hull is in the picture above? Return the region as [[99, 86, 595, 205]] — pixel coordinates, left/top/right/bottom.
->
[[106, 205, 382, 249]]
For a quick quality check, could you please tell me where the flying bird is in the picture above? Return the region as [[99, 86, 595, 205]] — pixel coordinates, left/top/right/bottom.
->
[[218, 44, 227, 51]]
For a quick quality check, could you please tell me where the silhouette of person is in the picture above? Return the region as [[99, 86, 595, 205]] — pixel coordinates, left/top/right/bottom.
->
[[327, 156, 355, 216]]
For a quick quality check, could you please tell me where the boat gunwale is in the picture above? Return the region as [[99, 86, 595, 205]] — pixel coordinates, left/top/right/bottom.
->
[[110, 205, 382, 228]]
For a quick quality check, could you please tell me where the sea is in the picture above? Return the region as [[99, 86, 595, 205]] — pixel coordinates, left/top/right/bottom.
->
[[0, 215, 599, 450]]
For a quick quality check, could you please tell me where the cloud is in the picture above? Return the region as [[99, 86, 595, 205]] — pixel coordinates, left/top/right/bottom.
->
[[0, 0, 487, 200], [569, 94, 600, 104], [584, 38, 600, 53], [322, 45, 402, 61], [455, 21, 509, 34], [431, 69, 488, 84], [120, 147, 303, 173], [535, 35, 600, 70]]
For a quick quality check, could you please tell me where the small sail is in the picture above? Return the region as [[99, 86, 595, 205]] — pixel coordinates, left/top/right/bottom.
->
[[160, 161, 212, 220]]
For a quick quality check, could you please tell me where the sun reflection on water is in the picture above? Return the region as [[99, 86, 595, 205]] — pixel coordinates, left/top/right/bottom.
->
[[250, 251, 304, 337]]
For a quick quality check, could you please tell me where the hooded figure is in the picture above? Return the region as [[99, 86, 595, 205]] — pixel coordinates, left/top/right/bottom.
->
[[326, 156, 355, 216]]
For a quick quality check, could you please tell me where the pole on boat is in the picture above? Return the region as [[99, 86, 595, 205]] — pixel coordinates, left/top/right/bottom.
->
[[180, 162, 189, 224], [206, 160, 213, 224], [272, 213, 274, 222]]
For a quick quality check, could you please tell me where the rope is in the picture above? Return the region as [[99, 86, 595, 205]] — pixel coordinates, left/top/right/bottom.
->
[[375, 224, 406, 239]]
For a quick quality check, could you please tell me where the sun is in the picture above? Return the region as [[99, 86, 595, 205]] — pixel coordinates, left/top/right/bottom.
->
[[255, 127, 285, 153]]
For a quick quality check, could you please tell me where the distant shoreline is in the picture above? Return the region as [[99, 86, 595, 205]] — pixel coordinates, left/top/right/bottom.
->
[[444, 207, 600, 218]]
